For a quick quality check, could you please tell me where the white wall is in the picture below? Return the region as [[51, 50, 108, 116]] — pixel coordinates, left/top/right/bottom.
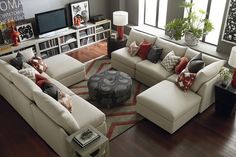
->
[[21, 0, 70, 18], [20, 0, 109, 19]]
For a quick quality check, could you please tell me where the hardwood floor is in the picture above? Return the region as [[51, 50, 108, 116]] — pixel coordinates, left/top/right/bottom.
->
[[0, 96, 58, 157], [67, 41, 107, 63], [0, 95, 235, 157], [110, 107, 236, 157]]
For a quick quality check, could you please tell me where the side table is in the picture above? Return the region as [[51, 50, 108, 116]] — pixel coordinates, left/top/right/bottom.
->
[[66, 125, 109, 157], [107, 36, 127, 58], [215, 82, 236, 116]]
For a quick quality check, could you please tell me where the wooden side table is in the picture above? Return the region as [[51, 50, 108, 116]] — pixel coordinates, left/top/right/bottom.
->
[[107, 36, 127, 58], [66, 125, 109, 157], [215, 82, 236, 116]]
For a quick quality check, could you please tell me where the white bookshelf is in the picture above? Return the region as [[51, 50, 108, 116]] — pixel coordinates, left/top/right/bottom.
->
[[0, 19, 111, 59]]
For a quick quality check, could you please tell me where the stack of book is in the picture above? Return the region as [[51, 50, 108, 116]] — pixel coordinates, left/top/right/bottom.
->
[[73, 129, 100, 148]]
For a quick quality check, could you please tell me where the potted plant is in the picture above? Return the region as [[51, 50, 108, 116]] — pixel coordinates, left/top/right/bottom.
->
[[165, 2, 214, 46], [219, 67, 232, 87]]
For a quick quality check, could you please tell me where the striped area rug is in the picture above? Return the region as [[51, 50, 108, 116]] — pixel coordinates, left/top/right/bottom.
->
[[69, 56, 148, 140]]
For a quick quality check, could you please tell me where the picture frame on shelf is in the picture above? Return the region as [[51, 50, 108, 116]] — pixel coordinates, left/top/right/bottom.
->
[[110, 33, 117, 39], [16, 23, 34, 42], [70, 0, 90, 28]]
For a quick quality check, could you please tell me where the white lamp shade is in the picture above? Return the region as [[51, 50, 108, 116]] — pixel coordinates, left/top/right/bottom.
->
[[113, 11, 128, 26], [228, 46, 236, 68]]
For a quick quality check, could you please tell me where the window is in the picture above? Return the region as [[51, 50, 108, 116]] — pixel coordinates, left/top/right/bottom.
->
[[143, 0, 168, 29], [185, 0, 227, 45]]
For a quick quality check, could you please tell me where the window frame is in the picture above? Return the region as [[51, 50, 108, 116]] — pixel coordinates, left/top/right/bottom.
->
[[143, 0, 165, 30]]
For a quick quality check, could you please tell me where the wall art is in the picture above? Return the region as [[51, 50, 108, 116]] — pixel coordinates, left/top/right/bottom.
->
[[70, 0, 90, 28], [222, 0, 236, 44], [16, 23, 34, 42]]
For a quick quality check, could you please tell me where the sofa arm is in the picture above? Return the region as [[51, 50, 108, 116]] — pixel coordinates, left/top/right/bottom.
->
[[197, 74, 220, 113]]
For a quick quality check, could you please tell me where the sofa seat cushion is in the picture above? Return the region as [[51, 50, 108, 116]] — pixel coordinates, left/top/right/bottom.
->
[[47, 78, 75, 96], [33, 91, 80, 134], [44, 54, 85, 81], [137, 80, 201, 121], [136, 60, 173, 81], [167, 74, 178, 83], [111, 47, 142, 68], [70, 95, 106, 129]]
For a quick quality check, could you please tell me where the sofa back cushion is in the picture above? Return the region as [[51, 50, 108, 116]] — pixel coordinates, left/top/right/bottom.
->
[[33, 91, 80, 134], [155, 38, 187, 59], [0, 47, 34, 63], [0, 59, 18, 81], [126, 29, 157, 46], [184, 48, 221, 66], [11, 72, 42, 100]]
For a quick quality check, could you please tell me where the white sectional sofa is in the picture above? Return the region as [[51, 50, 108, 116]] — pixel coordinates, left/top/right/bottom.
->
[[111, 29, 225, 134], [0, 51, 107, 157]]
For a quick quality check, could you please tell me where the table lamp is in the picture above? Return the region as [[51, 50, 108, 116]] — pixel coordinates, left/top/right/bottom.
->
[[113, 11, 128, 40], [228, 46, 236, 87]]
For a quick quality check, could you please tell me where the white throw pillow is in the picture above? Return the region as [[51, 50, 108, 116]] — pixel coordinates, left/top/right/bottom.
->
[[19, 47, 35, 62], [33, 91, 80, 134], [128, 41, 139, 56], [161, 51, 180, 72], [191, 60, 225, 92], [18, 63, 39, 82]]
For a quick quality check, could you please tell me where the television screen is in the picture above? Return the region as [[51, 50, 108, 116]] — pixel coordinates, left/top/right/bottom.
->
[[35, 8, 68, 35]]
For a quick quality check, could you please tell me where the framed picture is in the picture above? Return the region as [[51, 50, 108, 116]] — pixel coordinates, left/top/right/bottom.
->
[[222, 0, 236, 44], [70, 0, 90, 27], [16, 23, 34, 42], [110, 33, 117, 39]]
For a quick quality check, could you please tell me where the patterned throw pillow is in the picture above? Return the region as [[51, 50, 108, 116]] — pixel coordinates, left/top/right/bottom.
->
[[19, 64, 39, 82], [30, 56, 48, 73], [176, 70, 196, 91], [161, 51, 180, 72], [128, 41, 140, 56], [58, 91, 72, 113]]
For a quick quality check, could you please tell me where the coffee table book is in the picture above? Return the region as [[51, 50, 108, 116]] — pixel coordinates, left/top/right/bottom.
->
[[73, 129, 100, 148]]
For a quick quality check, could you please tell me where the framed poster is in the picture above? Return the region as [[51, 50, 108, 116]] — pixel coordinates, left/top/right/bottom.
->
[[70, 0, 90, 27], [16, 23, 34, 42], [222, 0, 236, 44]]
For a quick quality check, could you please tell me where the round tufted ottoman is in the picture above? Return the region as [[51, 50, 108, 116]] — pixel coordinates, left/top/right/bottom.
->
[[88, 70, 132, 107]]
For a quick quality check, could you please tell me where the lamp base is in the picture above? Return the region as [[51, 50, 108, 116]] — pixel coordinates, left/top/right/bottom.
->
[[231, 69, 236, 87], [117, 26, 124, 40]]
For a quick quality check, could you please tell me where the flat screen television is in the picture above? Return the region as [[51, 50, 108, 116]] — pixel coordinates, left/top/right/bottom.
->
[[35, 8, 68, 38]]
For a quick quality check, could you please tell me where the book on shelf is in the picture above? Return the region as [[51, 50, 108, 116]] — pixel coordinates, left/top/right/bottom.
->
[[72, 128, 100, 148], [96, 26, 104, 33], [92, 19, 108, 25]]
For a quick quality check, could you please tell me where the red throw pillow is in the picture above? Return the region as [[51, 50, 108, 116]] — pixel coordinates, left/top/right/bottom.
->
[[137, 40, 152, 60], [30, 56, 48, 73], [176, 71, 196, 91], [175, 57, 189, 74], [35, 73, 48, 88]]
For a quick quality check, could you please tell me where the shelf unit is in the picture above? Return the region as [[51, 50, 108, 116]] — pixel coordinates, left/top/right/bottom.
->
[[0, 19, 111, 59]]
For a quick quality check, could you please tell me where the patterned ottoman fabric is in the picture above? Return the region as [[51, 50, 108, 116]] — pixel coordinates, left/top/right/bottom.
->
[[88, 70, 132, 107]]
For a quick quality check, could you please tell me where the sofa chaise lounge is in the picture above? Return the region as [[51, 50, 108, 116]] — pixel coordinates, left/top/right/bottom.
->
[[111, 29, 225, 133]]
